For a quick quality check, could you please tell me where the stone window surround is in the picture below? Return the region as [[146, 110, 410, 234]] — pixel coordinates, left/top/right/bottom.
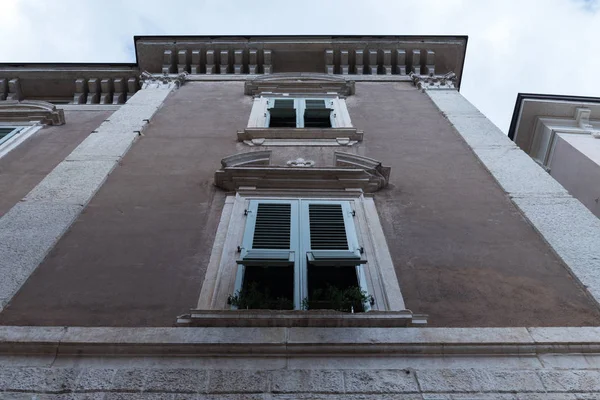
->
[[530, 108, 600, 169], [242, 93, 361, 147], [195, 189, 407, 315]]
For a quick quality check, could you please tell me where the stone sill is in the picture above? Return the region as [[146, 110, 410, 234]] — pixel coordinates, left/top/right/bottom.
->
[[238, 127, 363, 142], [176, 310, 427, 328]]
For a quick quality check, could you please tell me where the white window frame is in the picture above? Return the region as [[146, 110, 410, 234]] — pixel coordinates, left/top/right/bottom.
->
[[196, 191, 407, 313], [0, 124, 43, 160], [248, 94, 353, 129], [265, 98, 337, 128]]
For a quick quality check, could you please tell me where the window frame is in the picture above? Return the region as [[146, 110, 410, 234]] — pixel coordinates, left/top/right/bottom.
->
[[233, 198, 370, 310], [241, 94, 361, 147], [266, 98, 335, 128], [196, 191, 406, 313]]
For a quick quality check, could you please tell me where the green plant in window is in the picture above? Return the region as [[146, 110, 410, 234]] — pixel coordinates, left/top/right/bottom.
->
[[228, 282, 294, 310], [302, 285, 369, 312]]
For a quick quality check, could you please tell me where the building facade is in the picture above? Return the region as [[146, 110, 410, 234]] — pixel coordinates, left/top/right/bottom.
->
[[1, 36, 600, 398]]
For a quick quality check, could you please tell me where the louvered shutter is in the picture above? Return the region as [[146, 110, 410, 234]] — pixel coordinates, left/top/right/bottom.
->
[[268, 98, 297, 127], [303, 99, 333, 128], [304, 201, 366, 266], [238, 200, 296, 267]]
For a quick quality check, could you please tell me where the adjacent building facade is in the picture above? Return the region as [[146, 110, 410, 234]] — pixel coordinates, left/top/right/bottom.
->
[[509, 93, 600, 218], [1, 36, 600, 398]]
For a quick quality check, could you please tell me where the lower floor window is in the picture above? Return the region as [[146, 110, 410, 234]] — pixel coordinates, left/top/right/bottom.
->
[[231, 199, 370, 311]]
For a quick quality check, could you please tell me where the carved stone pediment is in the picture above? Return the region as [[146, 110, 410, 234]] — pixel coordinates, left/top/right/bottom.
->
[[244, 73, 355, 96], [0, 100, 65, 125], [214, 151, 389, 192]]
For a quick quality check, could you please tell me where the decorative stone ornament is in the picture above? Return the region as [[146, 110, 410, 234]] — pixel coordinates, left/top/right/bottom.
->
[[286, 158, 315, 167], [0, 100, 65, 125], [140, 71, 188, 89], [410, 71, 457, 92], [215, 151, 390, 192]]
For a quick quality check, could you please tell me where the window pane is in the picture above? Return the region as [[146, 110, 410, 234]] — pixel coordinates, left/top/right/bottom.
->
[[236, 266, 294, 310], [306, 266, 365, 312]]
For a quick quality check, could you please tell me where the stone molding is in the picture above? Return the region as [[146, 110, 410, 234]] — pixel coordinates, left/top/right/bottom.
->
[[2, 325, 600, 356], [0, 100, 65, 125], [244, 73, 355, 96], [214, 151, 390, 192], [176, 310, 426, 327], [238, 127, 363, 145], [410, 71, 457, 92]]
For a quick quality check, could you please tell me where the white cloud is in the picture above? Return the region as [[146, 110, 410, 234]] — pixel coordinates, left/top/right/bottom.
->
[[1, 0, 599, 132]]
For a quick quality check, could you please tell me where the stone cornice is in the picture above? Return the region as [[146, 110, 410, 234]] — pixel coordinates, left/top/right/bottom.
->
[[0, 68, 139, 104], [135, 36, 467, 85], [0, 100, 65, 125], [0, 36, 467, 102]]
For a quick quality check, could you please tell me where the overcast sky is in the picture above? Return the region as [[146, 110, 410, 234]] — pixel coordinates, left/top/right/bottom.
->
[[1, 0, 599, 133]]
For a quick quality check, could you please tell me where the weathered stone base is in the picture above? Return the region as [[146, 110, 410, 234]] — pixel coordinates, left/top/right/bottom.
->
[[2, 326, 600, 398], [0, 366, 599, 399]]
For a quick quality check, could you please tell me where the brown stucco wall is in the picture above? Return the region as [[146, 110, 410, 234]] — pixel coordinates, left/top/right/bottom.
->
[[0, 111, 111, 216], [0, 83, 251, 326], [1, 82, 598, 327], [348, 82, 600, 327]]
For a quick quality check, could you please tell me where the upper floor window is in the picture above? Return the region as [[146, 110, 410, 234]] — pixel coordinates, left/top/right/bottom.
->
[[0, 126, 22, 146], [267, 98, 334, 128], [241, 95, 362, 146]]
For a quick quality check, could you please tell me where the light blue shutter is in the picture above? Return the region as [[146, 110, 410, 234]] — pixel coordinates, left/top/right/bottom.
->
[[303, 201, 366, 266], [237, 200, 296, 267]]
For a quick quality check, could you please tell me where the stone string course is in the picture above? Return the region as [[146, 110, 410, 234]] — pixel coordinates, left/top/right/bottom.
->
[[0, 366, 599, 398]]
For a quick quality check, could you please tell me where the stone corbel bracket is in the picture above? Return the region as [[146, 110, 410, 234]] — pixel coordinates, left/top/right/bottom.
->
[[215, 151, 390, 192], [244, 74, 355, 96], [0, 100, 65, 125], [410, 71, 457, 92], [0, 78, 24, 101], [163, 49, 272, 75]]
